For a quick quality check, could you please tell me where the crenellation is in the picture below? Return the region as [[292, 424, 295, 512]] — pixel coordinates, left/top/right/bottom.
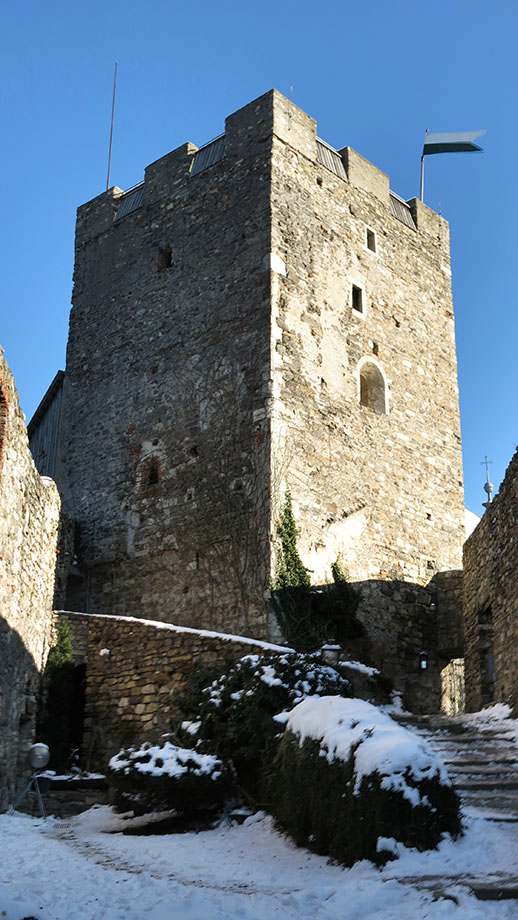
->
[[341, 147, 390, 203], [144, 141, 198, 202]]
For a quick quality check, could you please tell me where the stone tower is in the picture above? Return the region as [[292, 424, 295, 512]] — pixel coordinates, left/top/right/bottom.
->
[[34, 91, 465, 708]]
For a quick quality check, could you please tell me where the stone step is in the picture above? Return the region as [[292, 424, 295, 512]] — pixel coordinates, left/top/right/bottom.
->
[[460, 789, 518, 808], [417, 732, 516, 745], [454, 778, 518, 790], [445, 764, 518, 776], [442, 755, 518, 765], [396, 713, 518, 824]]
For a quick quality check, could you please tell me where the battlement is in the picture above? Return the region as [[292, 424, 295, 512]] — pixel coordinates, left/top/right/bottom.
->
[[75, 90, 446, 247]]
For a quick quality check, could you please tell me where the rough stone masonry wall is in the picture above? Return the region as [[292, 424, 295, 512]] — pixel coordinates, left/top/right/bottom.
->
[[52, 90, 465, 711], [56, 96, 274, 638], [463, 450, 518, 711], [60, 611, 290, 769], [268, 92, 465, 709], [0, 350, 60, 811]]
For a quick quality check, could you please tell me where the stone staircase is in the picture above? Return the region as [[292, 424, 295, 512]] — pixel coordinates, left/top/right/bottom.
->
[[397, 712, 518, 819], [394, 711, 518, 900]]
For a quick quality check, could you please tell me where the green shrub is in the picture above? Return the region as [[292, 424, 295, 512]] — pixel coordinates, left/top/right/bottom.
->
[[272, 493, 311, 591], [108, 741, 231, 816], [178, 651, 352, 799], [268, 696, 462, 865], [271, 494, 363, 650]]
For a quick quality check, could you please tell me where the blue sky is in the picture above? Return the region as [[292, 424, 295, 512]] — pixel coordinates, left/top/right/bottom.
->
[[1, 0, 516, 514]]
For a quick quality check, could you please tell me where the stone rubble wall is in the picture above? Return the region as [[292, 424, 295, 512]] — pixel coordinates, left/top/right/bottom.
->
[[436, 569, 464, 657], [268, 92, 465, 709], [352, 577, 443, 712], [0, 350, 61, 811], [47, 90, 465, 711], [463, 450, 518, 711], [269, 93, 464, 589], [59, 611, 290, 770], [56, 96, 275, 638]]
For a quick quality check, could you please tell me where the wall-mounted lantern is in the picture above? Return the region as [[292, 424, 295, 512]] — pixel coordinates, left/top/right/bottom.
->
[[419, 651, 428, 671]]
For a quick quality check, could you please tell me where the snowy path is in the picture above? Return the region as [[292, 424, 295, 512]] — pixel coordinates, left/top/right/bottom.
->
[[3, 705, 518, 919], [2, 806, 518, 920]]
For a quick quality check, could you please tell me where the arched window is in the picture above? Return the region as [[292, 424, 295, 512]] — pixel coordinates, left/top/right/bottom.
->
[[358, 359, 388, 415]]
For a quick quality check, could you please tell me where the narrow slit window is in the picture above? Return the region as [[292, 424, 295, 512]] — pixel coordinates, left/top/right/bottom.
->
[[352, 284, 364, 315], [366, 228, 377, 253], [158, 246, 172, 271], [148, 461, 160, 485]]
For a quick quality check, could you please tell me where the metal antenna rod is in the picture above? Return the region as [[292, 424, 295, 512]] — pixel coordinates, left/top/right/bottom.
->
[[106, 61, 118, 191]]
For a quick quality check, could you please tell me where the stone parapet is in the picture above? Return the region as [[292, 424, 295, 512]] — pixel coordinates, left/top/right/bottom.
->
[[341, 147, 390, 203], [63, 611, 290, 770]]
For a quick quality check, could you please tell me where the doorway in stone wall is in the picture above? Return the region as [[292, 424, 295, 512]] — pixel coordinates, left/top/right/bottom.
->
[[441, 658, 465, 714], [478, 605, 495, 706]]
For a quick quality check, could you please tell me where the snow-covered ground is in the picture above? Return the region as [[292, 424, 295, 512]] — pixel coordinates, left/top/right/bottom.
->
[[1, 802, 518, 919], [3, 704, 518, 919]]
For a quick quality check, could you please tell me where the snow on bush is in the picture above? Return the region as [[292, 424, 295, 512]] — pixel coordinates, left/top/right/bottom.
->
[[183, 652, 351, 787], [108, 740, 230, 816], [203, 652, 351, 710], [176, 651, 352, 801], [286, 697, 450, 805], [109, 741, 223, 779], [269, 696, 462, 866]]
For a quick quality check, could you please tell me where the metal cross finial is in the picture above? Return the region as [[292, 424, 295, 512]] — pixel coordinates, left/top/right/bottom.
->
[[481, 455, 493, 507]]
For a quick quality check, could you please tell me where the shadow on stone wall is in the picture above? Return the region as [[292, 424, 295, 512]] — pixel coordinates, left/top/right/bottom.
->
[[346, 573, 463, 714], [59, 612, 291, 771], [0, 619, 41, 811], [62, 568, 466, 773]]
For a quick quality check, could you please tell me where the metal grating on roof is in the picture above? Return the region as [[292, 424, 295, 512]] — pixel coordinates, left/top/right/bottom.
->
[[190, 135, 225, 177], [389, 192, 417, 231], [316, 138, 348, 181], [114, 184, 145, 222]]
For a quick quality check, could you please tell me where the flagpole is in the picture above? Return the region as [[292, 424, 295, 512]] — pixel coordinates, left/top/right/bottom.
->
[[420, 128, 484, 202], [420, 129, 428, 202], [106, 61, 118, 192]]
